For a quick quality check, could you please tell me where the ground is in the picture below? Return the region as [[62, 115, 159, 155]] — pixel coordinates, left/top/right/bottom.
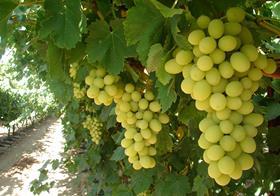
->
[[0, 117, 81, 196]]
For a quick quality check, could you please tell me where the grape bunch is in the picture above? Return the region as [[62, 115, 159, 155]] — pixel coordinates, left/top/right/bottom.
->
[[69, 63, 78, 79], [83, 115, 103, 144], [164, 7, 277, 186], [73, 83, 86, 99], [85, 67, 123, 106], [116, 83, 169, 170]]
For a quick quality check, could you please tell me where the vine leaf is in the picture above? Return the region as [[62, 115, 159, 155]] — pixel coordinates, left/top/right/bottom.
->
[[155, 128, 173, 155], [146, 43, 172, 85], [265, 102, 280, 120], [110, 147, 125, 161], [124, 0, 164, 64], [131, 170, 155, 194], [192, 175, 213, 196], [39, 0, 85, 49], [150, 0, 183, 18], [155, 174, 191, 196], [86, 20, 135, 74], [0, 0, 18, 37], [156, 80, 177, 112]]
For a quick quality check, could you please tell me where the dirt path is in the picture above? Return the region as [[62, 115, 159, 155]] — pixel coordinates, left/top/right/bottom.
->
[[0, 117, 79, 196]]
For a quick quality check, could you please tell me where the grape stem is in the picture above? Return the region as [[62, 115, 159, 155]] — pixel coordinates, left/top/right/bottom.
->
[[246, 13, 280, 37]]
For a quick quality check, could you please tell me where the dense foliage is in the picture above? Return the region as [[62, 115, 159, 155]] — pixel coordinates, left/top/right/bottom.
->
[[1, 0, 280, 195]]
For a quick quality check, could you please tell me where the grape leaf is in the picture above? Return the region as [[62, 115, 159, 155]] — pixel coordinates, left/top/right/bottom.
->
[[39, 0, 84, 49], [86, 20, 135, 74], [156, 80, 177, 112], [150, 0, 183, 18], [146, 43, 172, 85], [47, 42, 65, 81], [155, 174, 191, 196], [155, 128, 173, 155], [265, 103, 280, 120], [110, 147, 125, 161], [124, 0, 164, 64], [192, 175, 213, 196], [130, 169, 155, 194], [0, 0, 18, 37]]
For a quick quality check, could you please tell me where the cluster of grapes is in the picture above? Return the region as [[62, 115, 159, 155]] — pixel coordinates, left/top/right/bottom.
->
[[164, 7, 277, 186], [73, 83, 86, 99], [69, 63, 78, 79], [82, 115, 103, 144], [85, 67, 123, 106], [116, 83, 169, 170]]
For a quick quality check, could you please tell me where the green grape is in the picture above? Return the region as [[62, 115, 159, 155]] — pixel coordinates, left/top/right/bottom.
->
[[203, 151, 211, 164], [139, 99, 149, 110], [205, 68, 221, 86], [193, 45, 203, 57], [93, 78, 104, 88], [224, 22, 242, 35], [240, 77, 253, 89], [229, 111, 243, 125], [208, 19, 224, 39], [237, 101, 254, 115], [192, 80, 212, 101], [105, 85, 118, 96], [149, 119, 162, 133], [149, 101, 161, 113], [248, 68, 263, 81], [243, 113, 264, 127], [225, 81, 243, 97], [181, 77, 195, 94], [85, 75, 94, 85], [212, 79, 228, 93], [231, 125, 246, 142], [216, 108, 231, 120], [143, 111, 154, 121], [199, 117, 216, 132], [227, 96, 242, 110], [237, 153, 254, 170], [230, 52, 251, 72], [175, 50, 194, 65], [205, 125, 223, 143], [227, 144, 242, 159], [164, 59, 183, 74], [188, 29, 206, 45], [190, 66, 205, 81], [240, 44, 258, 61], [218, 156, 235, 175], [134, 141, 145, 152], [239, 26, 253, 44], [121, 138, 133, 148], [195, 98, 212, 112], [140, 128, 152, 139], [240, 137, 256, 153], [229, 162, 242, 180], [244, 125, 257, 137], [158, 113, 170, 124], [103, 75, 115, 85], [197, 55, 214, 71], [209, 93, 227, 111], [144, 91, 155, 101], [226, 7, 245, 23], [199, 37, 217, 54], [131, 91, 142, 102], [198, 133, 212, 149], [209, 49, 225, 64], [208, 162, 222, 179], [218, 35, 237, 52], [182, 64, 192, 78], [220, 135, 236, 151], [87, 86, 100, 99], [215, 174, 231, 186], [207, 145, 225, 161], [220, 120, 234, 134], [219, 61, 234, 79], [197, 15, 210, 29], [263, 58, 277, 74]]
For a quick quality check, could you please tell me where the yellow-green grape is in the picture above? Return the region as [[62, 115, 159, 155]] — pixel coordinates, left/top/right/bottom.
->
[[244, 125, 257, 137], [239, 26, 253, 44], [219, 120, 234, 134], [240, 77, 252, 89], [224, 22, 242, 35], [208, 162, 222, 179], [225, 81, 243, 97], [209, 49, 225, 64], [234, 37, 242, 50], [254, 54, 268, 69], [105, 85, 118, 96], [181, 77, 195, 94], [192, 80, 212, 101], [164, 59, 183, 74], [219, 61, 234, 79], [263, 58, 277, 74], [205, 68, 221, 86], [240, 90, 253, 101], [149, 101, 161, 113], [228, 144, 242, 159], [193, 46, 204, 57], [208, 19, 224, 39], [197, 55, 214, 71], [140, 156, 156, 169], [142, 111, 153, 121], [199, 37, 217, 54], [230, 162, 242, 180], [203, 151, 211, 164], [237, 153, 254, 170], [237, 101, 254, 115], [188, 29, 206, 45], [243, 113, 264, 127], [125, 83, 135, 93], [205, 125, 223, 143], [190, 66, 205, 81], [215, 174, 231, 186], [83, 116, 103, 144], [240, 44, 258, 62], [248, 68, 263, 81], [85, 75, 94, 85], [220, 135, 236, 151], [227, 96, 242, 110], [218, 156, 235, 175], [240, 137, 256, 153], [226, 7, 245, 23], [175, 50, 193, 65], [198, 133, 212, 149], [209, 93, 227, 111], [212, 79, 228, 93], [218, 35, 237, 52], [149, 119, 162, 133], [103, 75, 115, 85], [216, 108, 231, 120], [229, 112, 243, 125], [206, 144, 225, 161], [140, 128, 152, 139], [230, 125, 246, 142], [195, 98, 211, 112], [199, 117, 216, 132], [230, 52, 251, 72], [158, 113, 170, 124], [182, 64, 192, 78], [197, 15, 210, 29]]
